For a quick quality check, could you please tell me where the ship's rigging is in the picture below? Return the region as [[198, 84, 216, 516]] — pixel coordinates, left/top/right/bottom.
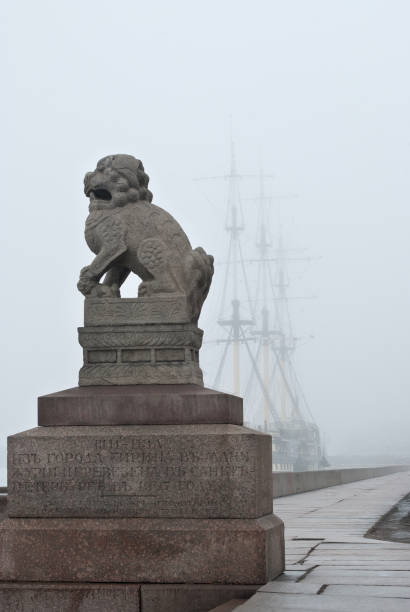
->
[[198, 141, 326, 471]]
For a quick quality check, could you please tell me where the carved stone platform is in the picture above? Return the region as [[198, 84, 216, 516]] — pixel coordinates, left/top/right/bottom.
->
[[83, 296, 193, 326], [37, 384, 243, 426], [78, 297, 204, 386]]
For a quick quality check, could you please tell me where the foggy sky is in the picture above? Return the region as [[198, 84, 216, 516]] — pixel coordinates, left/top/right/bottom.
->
[[1, 0, 410, 466]]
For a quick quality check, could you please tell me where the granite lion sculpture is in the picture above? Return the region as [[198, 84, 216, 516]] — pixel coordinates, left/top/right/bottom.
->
[[78, 154, 214, 322]]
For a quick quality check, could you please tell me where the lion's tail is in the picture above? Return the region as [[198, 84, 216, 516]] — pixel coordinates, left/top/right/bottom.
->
[[185, 247, 214, 322]]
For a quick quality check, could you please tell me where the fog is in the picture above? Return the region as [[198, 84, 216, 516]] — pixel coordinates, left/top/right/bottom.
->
[[1, 0, 410, 475]]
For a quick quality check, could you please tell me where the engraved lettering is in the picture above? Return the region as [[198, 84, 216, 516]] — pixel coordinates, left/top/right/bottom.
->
[[8, 433, 264, 518]]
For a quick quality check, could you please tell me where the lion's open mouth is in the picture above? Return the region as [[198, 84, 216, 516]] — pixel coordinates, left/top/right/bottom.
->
[[90, 188, 112, 201]]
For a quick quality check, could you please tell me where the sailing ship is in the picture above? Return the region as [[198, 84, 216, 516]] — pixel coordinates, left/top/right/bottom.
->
[[199, 141, 327, 472]]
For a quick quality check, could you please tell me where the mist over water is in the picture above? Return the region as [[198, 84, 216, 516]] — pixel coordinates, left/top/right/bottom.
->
[[1, 0, 410, 478]]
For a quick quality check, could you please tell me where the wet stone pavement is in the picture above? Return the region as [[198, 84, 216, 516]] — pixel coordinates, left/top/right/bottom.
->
[[368, 492, 410, 544], [224, 470, 410, 611]]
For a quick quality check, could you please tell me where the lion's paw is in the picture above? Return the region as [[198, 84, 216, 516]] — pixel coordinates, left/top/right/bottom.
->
[[90, 284, 120, 298], [138, 281, 149, 297]]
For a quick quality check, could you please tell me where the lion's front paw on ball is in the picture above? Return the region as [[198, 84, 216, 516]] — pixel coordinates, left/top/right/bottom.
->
[[77, 280, 93, 296], [138, 281, 149, 297], [77, 273, 97, 296], [90, 284, 119, 298]]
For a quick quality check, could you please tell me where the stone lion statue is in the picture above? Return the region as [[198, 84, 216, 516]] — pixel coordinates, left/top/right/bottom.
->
[[78, 154, 214, 322]]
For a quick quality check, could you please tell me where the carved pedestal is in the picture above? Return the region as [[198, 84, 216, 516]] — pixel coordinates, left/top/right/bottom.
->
[[3, 387, 285, 612], [79, 297, 204, 386]]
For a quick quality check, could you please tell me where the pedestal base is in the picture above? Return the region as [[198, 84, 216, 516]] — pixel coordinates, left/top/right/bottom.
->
[[79, 298, 205, 386], [0, 515, 284, 584], [5, 381, 285, 609], [139, 585, 258, 612], [0, 583, 259, 612], [38, 385, 243, 426], [0, 583, 141, 612]]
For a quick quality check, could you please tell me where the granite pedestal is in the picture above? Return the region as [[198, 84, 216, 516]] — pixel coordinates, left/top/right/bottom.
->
[[8, 424, 272, 518], [4, 385, 285, 611], [0, 583, 141, 612], [0, 584, 260, 612], [38, 384, 243, 426]]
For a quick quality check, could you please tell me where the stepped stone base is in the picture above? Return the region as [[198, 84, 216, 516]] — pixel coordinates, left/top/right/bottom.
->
[[38, 384, 243, 426], [0, 583, 258, 612], [4, 379, 285, 608], [0, 515, 284, 584]]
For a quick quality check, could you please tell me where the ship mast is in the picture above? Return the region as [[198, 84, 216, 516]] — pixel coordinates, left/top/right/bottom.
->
[[196, 136, 255, 395], [216, 140, 253, 395], [197, 139, 277, 404], [251, 170, 275, 430], [199, 142, 323, 469], [271, 206, 299, 424], [244, 179, 322, 469]]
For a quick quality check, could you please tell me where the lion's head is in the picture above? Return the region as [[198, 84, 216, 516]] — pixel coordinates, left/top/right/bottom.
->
[[84, 154, 153, 211]]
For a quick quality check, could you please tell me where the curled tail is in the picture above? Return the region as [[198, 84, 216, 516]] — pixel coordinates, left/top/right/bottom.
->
[[185, 247, 214, 322]]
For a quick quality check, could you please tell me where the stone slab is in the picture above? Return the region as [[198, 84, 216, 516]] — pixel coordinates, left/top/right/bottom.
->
[[258, 582, 321, 594], [7, 424, 272, 518], [312, 548, 410, 557], [0, 583, 258, 612], [209, 601, 246, 611], [312, 563, 410, 569], [0, 514, 284, 584], [302, 568, 410, 585], [38, 385, 243, 426], [238, 592, 410, 611], [0, 583, 140, 611], [84, 296, 191, 325], [141, 585, 258, 612], [274, 570, 306, 582], [325, 584, 410, 598]]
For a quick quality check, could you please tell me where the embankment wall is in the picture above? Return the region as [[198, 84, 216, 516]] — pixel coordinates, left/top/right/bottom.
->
[[273, 465, 410, 498]]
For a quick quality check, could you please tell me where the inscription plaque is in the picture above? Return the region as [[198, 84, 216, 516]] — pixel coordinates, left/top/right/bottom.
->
[[7, 425, 272, 519]]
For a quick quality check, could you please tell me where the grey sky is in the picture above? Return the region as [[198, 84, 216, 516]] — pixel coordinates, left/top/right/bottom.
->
[[1, 0, 410, 463]]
